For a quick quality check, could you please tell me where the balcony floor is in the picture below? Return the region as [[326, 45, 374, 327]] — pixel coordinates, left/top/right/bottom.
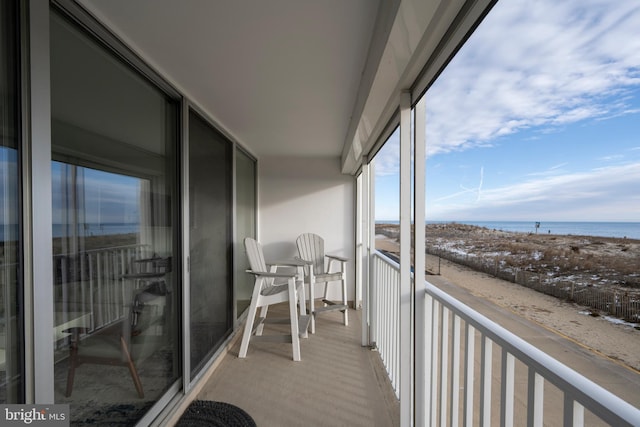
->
[[193, 304, 400, 427]]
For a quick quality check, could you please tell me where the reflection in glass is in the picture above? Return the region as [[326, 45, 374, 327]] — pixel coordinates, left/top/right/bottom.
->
[[0, 0, 23, 403], [188, 111, 233, 378], [50, 11, 179, 424]]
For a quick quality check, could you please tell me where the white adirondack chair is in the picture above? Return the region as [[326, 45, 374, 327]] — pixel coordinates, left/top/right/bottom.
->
[[239, 237, 310, 361], [296, 233, 348, 334]]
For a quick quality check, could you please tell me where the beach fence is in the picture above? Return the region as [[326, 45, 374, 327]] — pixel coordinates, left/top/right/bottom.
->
[[427, 249, 640, 324]]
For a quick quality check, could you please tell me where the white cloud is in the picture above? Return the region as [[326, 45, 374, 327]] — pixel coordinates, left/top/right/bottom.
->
[[373, 130, 400, 177], [428, 162, 640, 221], [425, 0, 640, 156], [51, 166, 141, 224], [375, 1, 640, 222]]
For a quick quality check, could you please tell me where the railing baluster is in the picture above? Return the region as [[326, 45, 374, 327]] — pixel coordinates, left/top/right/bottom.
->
[[480, 335, 492, 427], [431, 301, 440, 427], [97, 252, 104, 324], [573, 402, 584, 427], [88, 252, 96, 330], [440, 306, 449, 427], [80, 252, 86, 317], [424, 294, 433, 426], [527, 370, 544, 427], [501, 351, 515, 427], [464, 324, 475, 427], [450, 315, 461, 427]]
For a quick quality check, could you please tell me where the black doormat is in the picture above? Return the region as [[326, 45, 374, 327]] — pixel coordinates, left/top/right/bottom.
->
[[72, 402, 155, 426], [176, 400, 256, 427]]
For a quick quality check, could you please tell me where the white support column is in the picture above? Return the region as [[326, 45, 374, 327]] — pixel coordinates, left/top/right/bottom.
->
[[369, 157, 377, 347], [399, 91, 413, 426], [360, 160, 372, 346], [414, 96, 427, 426], [356, 173, 363, 309]]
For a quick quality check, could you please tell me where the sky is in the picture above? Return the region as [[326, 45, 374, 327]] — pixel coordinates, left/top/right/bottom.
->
[[51, 162, 141, 225], [374, 0, 640, 222]]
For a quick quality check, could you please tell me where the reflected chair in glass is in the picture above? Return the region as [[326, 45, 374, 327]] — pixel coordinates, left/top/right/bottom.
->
[[64, 258, 170, 398], [238, 238, 310, 361], [296, 233, 348, 334]]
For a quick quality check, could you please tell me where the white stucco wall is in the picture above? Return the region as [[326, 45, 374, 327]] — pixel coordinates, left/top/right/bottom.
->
[[257, 156, 356, 302]]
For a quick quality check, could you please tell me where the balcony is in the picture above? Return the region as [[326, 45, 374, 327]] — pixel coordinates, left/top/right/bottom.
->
[[181, 306, 400, 427], [165, 253, 639, 426]]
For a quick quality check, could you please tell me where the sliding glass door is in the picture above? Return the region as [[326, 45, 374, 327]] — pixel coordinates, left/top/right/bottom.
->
[[188, 110, 233, 378], [50, 10, 180, 424]]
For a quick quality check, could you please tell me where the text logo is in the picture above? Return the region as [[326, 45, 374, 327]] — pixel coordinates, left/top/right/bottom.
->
[[1, 405, 69, 427]]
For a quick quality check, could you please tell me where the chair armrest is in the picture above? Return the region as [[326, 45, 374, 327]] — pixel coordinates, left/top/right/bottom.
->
[[326, 254, 348, 262], [271, 257, 308, 267], [293, 256, 313, 265], [62, 326, 90, 336], [326, 254, 347, 274], [246, 270, 297, 278]]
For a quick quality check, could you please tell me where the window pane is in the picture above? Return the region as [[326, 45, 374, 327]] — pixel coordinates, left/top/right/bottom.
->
[[50, 11, 180, 424], [188, 111, 232, 378], [0, 0, 23, 403], [374, 128, 400, 258]]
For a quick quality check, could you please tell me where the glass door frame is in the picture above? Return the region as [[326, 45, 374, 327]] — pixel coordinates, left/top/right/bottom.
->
[[233, 145, 257, 325], [26, 0, 259, 417], [181, 101, 257, 390], [29, 0, 185, 409]]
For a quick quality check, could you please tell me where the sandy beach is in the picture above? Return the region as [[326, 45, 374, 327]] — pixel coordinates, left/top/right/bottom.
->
[[375, 234, 640, 373], [428, 254, 640, 372]]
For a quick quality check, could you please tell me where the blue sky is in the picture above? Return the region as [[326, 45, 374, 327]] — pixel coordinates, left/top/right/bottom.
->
[[375, 0, 640, 222], [51, 162, 141, 225]]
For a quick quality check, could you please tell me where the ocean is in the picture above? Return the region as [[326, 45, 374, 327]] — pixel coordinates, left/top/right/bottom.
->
[[0, 223, 140, 242], [377, 220, 640, 240], [2, 221, 639, 241]]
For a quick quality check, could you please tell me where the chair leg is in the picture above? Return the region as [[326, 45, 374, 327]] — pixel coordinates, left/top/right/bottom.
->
[[120, 336, 144, 398], [309, 279, 316, 334], [288, 277, 301, 361], [256, 305, 268, 336], [65, 342, 79, 397], [239, 298, 259, 358], [342, 276, 349, 326], [297, 278, 308, 339]]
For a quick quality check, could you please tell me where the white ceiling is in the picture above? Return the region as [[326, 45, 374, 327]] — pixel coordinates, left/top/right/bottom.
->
[[79, 0, 387, 160], [76, 0, 496, 174]]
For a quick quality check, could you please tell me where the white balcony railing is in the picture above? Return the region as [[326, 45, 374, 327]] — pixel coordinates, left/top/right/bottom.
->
[[53, 244, 150, 338], [371, 251, 401, 398], [371, 251, 640, 426]]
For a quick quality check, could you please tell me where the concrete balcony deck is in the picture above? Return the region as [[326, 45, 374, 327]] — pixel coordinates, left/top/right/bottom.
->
[[193, 305, 400, 427]]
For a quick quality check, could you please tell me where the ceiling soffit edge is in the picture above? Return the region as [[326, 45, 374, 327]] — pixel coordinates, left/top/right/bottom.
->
[[341, 0, 496, 176]]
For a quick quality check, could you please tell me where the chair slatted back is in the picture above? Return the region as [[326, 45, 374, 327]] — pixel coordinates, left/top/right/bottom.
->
[[244, 238, 274, 288], [296, 233, 325, 275]]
